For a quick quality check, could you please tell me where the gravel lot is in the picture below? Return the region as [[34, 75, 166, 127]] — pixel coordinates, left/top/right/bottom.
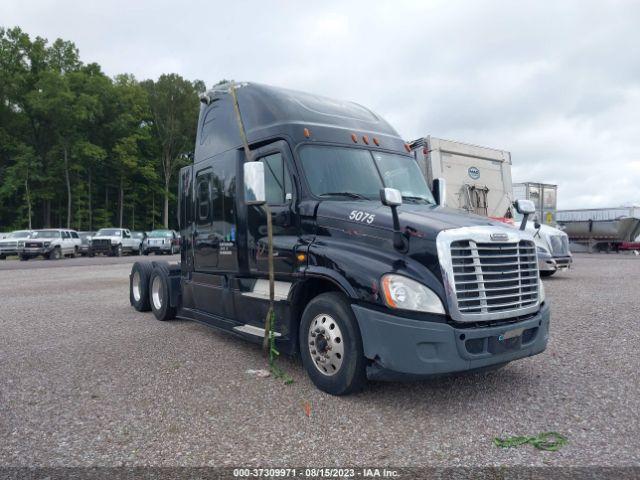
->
[[1, 253, 639, 467]]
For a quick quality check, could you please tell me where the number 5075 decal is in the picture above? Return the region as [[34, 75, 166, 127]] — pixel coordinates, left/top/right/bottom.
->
[[349, 210, 375, 224]]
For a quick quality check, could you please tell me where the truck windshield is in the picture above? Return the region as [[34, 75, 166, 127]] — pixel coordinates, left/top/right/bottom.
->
[[31, 230, 61, 239], [299, 146, 435, 204], [148, 230, 173, 238], [97, 229, 121, 236], [8, 231, 31, 239]]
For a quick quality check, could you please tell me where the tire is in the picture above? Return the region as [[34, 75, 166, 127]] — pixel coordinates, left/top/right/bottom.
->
[[19, 254, 28, 261], [540, 270, 556, 277], [112, 244, 122, 257], [130, 261, 154, 312], [299, 292, 367, 396], [149, 266, 176, 321], [143, 250, 149, 256], [73, 246, 79, 258], [48, 247, 62, 260], [0, 254, 5, 260]]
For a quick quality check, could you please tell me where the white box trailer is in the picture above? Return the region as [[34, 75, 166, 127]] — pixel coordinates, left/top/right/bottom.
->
[[513, 182, 558, 226], [410, 136, 514, 218]]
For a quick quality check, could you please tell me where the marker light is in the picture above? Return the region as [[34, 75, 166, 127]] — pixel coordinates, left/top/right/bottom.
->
[[362, 135, 369, 145], [373, 137, 380, 146], [351, 133, 358, 143], [303, 128, 311, 138], [404, 143, 411, 153]]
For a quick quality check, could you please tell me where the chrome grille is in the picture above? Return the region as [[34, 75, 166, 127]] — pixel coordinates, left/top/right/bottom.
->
[[450, 240, 538, 315], [91, 239, 111, 248]]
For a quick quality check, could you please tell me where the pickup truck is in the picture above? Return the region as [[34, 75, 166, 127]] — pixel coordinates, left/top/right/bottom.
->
[[21, 229, 82, 260], [0, 230, 32, 259], [89, 228, 142, 256]]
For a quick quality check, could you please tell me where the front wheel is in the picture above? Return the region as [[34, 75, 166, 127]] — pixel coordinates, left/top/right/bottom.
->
[[112, 244, 122, 257], [48, 248, 62, 260], [299, 292, 367, 396]]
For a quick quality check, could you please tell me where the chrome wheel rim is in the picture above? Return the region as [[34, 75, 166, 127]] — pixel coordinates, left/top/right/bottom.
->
[[132, 271, 141, 302], [308, 314, 344, 376], [151, 276, 163, 311]]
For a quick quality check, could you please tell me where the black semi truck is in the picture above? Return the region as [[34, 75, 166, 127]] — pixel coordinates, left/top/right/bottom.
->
[[128, 82, 549, 395]]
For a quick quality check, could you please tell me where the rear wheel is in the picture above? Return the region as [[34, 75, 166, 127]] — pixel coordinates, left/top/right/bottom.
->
[[149, 266, 176, 321], [130, 261, 154, 311], [299, 292, 367, 396]]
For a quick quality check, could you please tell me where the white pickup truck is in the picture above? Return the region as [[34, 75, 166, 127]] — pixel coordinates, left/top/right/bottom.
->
[[21, 229, 82, 260], [89, 228, 142, 257]]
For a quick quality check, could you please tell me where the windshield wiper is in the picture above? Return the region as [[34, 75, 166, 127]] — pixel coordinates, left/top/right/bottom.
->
[[320, 192, 369, 200]]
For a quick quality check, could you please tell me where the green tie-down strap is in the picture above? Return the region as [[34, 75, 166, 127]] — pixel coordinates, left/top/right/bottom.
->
[[493, 432, 568, 451]]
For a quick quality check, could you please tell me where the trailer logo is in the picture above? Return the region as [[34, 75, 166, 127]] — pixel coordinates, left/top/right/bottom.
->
[[468, 166, 480, 179]]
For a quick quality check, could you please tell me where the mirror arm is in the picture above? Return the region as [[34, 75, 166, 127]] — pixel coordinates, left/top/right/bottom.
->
[[390, 205, 408, 251], [519, 212, 530, 231]]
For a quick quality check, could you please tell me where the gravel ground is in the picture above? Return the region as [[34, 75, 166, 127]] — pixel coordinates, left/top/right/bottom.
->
[[0, 253, 639, 467]]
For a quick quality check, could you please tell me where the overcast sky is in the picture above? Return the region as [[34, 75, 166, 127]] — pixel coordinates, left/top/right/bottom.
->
[[4, 0, 639, 208]]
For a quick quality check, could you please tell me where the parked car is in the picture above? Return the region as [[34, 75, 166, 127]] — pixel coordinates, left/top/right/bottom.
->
[[142, 229, 180, 255], [89, 228, 141, 256], [0, 230, 32, 259], [20, 229, 82, 260], [78, 231, 96, 256]]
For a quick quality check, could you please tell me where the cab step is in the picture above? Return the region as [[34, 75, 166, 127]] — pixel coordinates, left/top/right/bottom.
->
[[233, 324, 282, 338]]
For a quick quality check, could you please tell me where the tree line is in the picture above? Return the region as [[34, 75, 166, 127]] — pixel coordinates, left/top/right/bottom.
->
[[0, 26, 209, 232]]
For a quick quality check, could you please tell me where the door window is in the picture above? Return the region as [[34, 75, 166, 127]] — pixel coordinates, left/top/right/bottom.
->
[[62, 231, 70, 239], [260, 153, 292, 205]]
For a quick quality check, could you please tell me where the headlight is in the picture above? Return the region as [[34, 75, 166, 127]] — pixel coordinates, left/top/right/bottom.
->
[[381, 274, 445, 314], [539, 278, 546, 303], [111, 239, 118, 244], [18, 241, 24, 247]]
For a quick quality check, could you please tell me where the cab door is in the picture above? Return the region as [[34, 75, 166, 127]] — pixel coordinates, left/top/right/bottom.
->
[[246, 141, 300, 275]]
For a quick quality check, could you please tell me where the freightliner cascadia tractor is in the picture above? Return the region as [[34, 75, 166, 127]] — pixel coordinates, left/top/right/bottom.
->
[[129, 82, 548, 395]]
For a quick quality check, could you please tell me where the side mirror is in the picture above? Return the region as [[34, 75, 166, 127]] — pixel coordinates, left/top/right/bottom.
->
[[379, 188, 405, 251], [514, 199, 536, 231], [515, 199, 536, 215], [244, 162, 266, 205], [433, 178, 446, 206], [534, 220, 541, 230], [380, 187, 402, 207]]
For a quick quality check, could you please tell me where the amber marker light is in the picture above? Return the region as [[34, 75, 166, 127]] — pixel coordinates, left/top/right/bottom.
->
[[373, 137, 380, 146], [362, 135, 369, 145], [297, 253, 306, 262], [303, 128, 311, 138], [351, 133, 358, 143], [381, 276, 397, 308], [404, 143, 411, 153]]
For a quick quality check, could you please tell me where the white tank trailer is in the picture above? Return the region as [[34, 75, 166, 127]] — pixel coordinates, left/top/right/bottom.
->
[[556, 207, 640, 252]]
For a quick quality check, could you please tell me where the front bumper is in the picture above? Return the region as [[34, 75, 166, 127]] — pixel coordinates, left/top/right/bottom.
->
[[0, 247, 20, 256], [22, 246, 52, 256], [352, 303, 550, 381], [538, 251, 572, 272], [145, 243, 173, 252]]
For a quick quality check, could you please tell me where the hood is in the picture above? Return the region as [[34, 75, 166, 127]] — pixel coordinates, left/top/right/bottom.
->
[[316, 200, 504, 240]]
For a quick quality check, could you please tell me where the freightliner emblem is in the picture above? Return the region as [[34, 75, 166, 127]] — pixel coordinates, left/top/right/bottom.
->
[[490, 233, 509, 241]]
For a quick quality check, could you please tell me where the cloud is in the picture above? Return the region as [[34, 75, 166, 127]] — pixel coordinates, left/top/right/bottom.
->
[[3, 0, 639, 208]]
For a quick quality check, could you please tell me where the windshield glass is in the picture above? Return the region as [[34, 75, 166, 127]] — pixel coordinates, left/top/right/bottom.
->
[[299, 146, 435, 204], [148, 230, 173, 238], [32, 230, 61, 239], [8, 231, 31, 239], [96, 229, 121, 236]]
